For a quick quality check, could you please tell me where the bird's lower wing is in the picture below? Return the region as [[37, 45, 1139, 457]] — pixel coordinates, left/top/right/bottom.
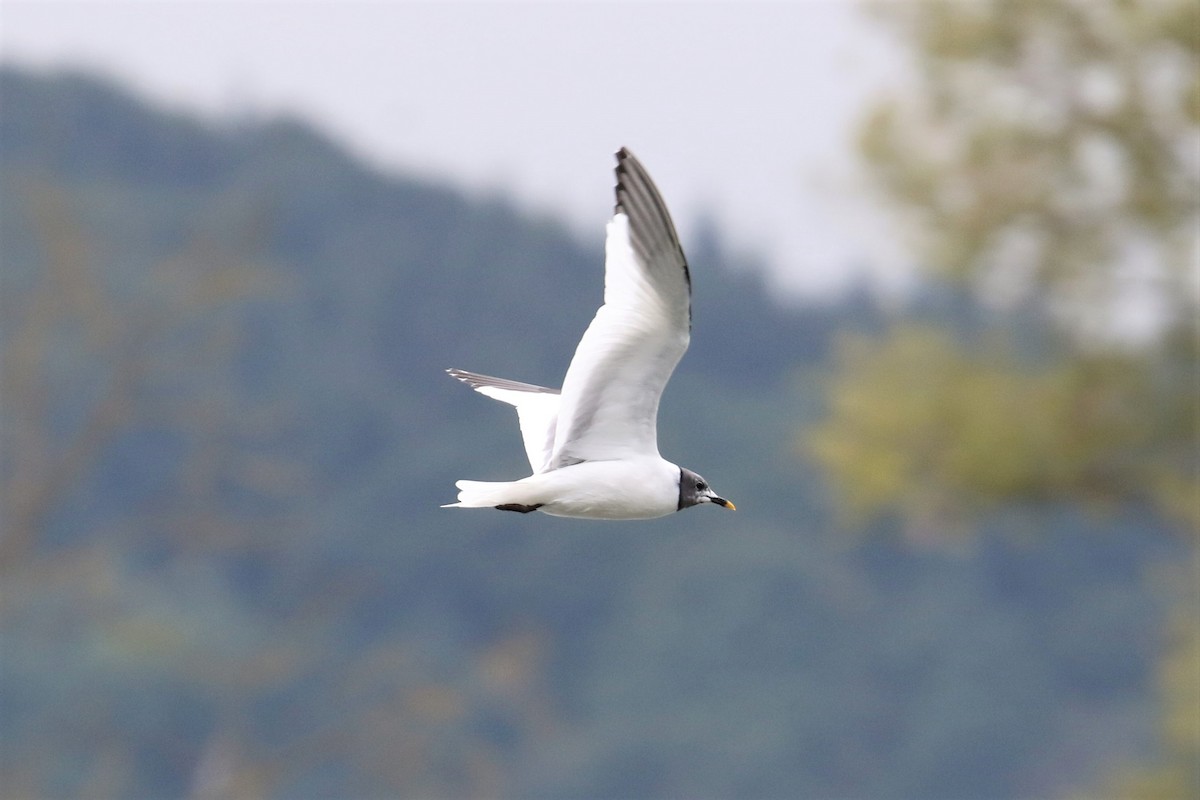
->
[[447, 369, 560, 473]]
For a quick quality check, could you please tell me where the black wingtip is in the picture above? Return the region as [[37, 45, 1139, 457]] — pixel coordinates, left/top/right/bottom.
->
[[610, 146, 692, 325], [613, 147, 635, 213]]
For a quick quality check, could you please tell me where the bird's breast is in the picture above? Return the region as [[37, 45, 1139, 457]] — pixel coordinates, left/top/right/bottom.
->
[[536, 458, 679, 520]]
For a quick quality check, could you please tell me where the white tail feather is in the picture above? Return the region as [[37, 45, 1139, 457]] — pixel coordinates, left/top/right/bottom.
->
[[442, 479, 523, 509]]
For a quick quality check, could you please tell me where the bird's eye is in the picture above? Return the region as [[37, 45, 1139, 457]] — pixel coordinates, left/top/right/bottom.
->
[[696, 481, 706, 491]]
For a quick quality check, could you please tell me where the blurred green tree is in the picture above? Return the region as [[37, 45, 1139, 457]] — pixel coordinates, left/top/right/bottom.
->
[[806, 0, 1197, 795], [0, 183, 280, 574]]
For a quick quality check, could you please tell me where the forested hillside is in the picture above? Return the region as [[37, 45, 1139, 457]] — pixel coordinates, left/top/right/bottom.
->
[[0, 67, 1183, 799]]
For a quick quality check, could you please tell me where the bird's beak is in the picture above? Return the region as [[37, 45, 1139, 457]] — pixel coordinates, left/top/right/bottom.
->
[[712, 497, 736, 511]]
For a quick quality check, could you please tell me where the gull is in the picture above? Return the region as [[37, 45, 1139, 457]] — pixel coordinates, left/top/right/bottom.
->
[[443, 148, 735, 520]]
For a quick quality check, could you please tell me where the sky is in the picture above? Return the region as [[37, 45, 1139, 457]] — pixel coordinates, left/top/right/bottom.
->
[[1, 1, 913, 297]]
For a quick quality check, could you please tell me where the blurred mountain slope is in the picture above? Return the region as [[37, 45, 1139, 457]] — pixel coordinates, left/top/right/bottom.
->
[[0, 66, 1179, 799]]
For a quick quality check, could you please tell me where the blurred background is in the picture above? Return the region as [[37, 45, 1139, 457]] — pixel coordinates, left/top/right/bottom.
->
[[1, 2, 1196, 798]]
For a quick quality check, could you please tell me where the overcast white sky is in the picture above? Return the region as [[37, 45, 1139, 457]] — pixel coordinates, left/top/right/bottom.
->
[[2, 1, 913, 297]]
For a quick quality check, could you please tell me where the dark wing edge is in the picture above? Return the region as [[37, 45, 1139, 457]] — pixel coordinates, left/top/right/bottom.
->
[[446, 368, 560, 395], [613, 147, 692, 327]]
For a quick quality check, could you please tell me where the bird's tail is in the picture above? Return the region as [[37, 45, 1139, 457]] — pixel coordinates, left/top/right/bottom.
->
[[442, 479, 530, 509]]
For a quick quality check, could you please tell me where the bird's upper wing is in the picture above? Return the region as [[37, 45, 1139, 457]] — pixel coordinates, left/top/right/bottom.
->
[[447, 369, 561, 473], [546, 148, 691, 469]]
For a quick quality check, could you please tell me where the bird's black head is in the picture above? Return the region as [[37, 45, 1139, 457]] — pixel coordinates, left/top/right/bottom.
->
[[677, 467, 736, 511]]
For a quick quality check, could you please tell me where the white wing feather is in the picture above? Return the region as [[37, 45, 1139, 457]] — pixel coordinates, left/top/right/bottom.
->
[[547, 149, 691, 468], [446, 149, 691, 475], [446, 370, 560, 473]]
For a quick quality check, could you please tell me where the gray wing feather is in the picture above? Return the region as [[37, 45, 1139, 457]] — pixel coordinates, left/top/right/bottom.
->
[[614, 147, 692, 328], [446, 368, 560, 395]]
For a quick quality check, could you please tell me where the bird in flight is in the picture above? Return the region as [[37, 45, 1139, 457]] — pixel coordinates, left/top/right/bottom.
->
[[443, 148, 735, 519]]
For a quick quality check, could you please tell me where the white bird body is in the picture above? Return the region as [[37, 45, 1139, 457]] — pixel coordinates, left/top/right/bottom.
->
[[452, 457, 683, 520], [444, 148, 734, 520]]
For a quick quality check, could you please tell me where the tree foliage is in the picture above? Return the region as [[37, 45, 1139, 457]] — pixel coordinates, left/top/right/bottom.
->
[[859, 0, 1198, 335], [807, 1, 1198, 796], [810, 0, 1197, 530], [810, 327, 1170, 529]]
